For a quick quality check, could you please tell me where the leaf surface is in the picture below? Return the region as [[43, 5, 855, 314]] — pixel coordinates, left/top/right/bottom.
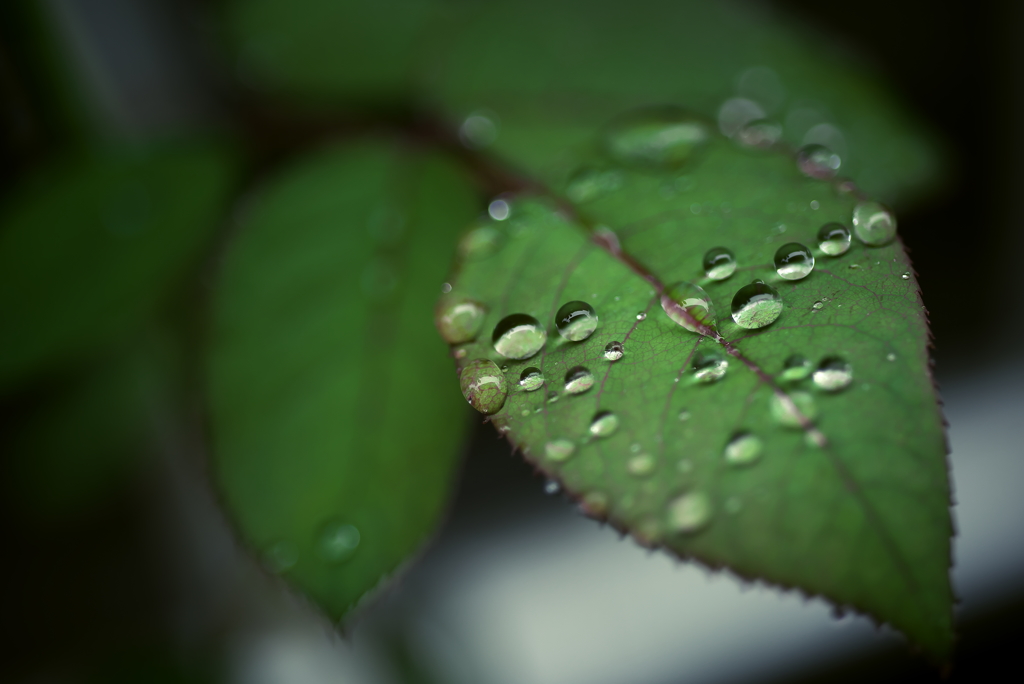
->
[[208, 139, 478, 618], [442, 130, 952, 656]]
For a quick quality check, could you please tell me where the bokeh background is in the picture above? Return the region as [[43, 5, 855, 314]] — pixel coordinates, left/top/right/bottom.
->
[[2, 1, 1023, 682]]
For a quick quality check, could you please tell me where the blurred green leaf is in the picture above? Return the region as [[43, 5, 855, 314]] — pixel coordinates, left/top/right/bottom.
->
[[208, 139, 478, 618], [0, 143, 239, 391], [442, 126, 952, 656]]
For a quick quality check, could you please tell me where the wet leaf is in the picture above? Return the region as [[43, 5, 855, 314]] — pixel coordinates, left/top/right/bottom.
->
[[208, 140, 477, 618], [441, 129, 952, 656]]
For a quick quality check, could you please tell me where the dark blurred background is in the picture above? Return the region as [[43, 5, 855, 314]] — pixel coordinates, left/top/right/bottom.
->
[[2, 1, 1023, 683]]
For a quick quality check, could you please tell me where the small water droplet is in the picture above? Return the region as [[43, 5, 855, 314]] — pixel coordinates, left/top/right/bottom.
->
[[725, 496, 743, 514], [661, 281, 717, 333], [812, 301, 823, 310], [718, 97, 765, 137], [780, 354, 812, 381], [564, 366, 595, 394], [774, 242, 815, 280], [589, 410, 619, 437], [519, 367, 545, 391], [441, 282, 452, 293], [547, 390, 559, 404], [797, 144, 841, 179], [724, 432, 763, 465], [460, 359, 508, 414], [454, 348, 467, 359], [544, 479, 561, 495], [604, 341, 624, 361], [264, 541, 298, 573], [852, 201, 897, 246], [770, 391, 818, 429], [678, 410, 691, 422], [731, 280, 783, 329], [521, 409, 530, 417], [545, 439, 576, 462], [666, 491, 712, 534], [580, 491, 609, 516], [555, 300, 599, 341], [500, 364, 509, 371], [627, 453, 656, 477], [567, 166, 623, 203], [460, 111, 498, 149], [848, 263, 860, 269], [901, 272, 910, 280], [693, 353, 728, 383], [736, 119, 783, 148], [886, 352, 897, 362], [604, 107, 710, 169], [459, 224, 502, 259], [629, 442, 642, 453], [810, 200, 820, 210], [812, 357, 853, 392], [636, 311, 647, 321], [817, 222, 852, 256], [318, 521, 361, 563], [436, 298, 486, 344], [703, 246, 737, 280], [492, 313, 547, 359], [488, 198, 511, 221]]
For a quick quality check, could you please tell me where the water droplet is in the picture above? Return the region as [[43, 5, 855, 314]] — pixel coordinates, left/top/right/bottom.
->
[[555, 300, 599, 341], [770, 391, 818, 429], [780, 354, 812, 381], [604, 107, 710, 169], [636, 312, 647, 321], [774, 242, 815, 280], [264, 541, 298, 573], [436, 298, 486, 344], [724, 432, 763, 465], [544, 479, 561, 495], [604, 341, 624, 361], [731, 280, 783, 329], [547, 390, 559, 404], [580, 491, 609, 516], [627, 453, 656, 476], [810, 200, 820, 210], [693, 353, 728, 383], [519, 367, 545, 391], [521, 409, 530, 417], [545, 439, 576, 462], [812, 357, 853, 392], [661, 281, 717, 334], [901, 272, 911, 280], [796, 144, 841, 179], [666, 491, 712, 534], [317, 521, 360, 563], [589, 410, 619, 437], [459, 359, 508, 414], [488, 198, 510, 221], [886, 352, 897, 362], [441, 282, 452, 293], [454, 348, 467, 359], [460, 111, 498, 149], [718, 98, 765, 137], [703, 246, 737, 280], [812, 301, 823, 310], [459, 224, 502, 259], [678, 410, 691, 422], [736, 119, 783, 149], [817, 222, 852, 256], [566, 166, 623, 203], [492, 314, 546, 360], [564, 366, 595, 394], [852, 201, 897, 246]]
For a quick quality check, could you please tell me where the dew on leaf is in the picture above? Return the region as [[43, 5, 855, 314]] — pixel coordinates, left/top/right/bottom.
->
[[459, 111, 498, 149], [459, 224, 502, 259], [780, 354, 812, 381], [661, 281, 717, 333], [545, 439, 576, 462], [519, 367, 545, 391], [901, 272, 911, 280], [636, 311, 647, 321], [604, 107, 710, 169], [770, 391, 818, 429], [887, 352, 897, 362], [796, 144, 841, 179], [817, 222, 852, 256], [852, 201, 897, 246], [454, 348, 467, 360], [492, 313, 546, 359], [812, 301, 823, 310], [666, 491, 712, 534], [693, 353, 728, 383], [567, 166, 623, 203], [627, 453, 656, 477], [264, 540, 298, 573], [441, 282, 452, 293], [488, 198, 510, 221], [736, 119, 783, 149], [724, 432, 763, 465], [589, 410, 619, 437], [703, 246, 738, 280], [547, 390, 559, 404], [436, 298, 486, 344], [678, 410, 692, 422], [317, 521, 360, 563], [718, 97, 765, 137], [459, 359, 508, 415], [604, 341, 624, 361], [774, 242, 815, 280], [581, 491, 609, 517], [813, 357, 853, 392], [731, 280, 783, 329], [564, 366, 595, 394], [543, 479, 561, 495], [555, 300, 599, 341]]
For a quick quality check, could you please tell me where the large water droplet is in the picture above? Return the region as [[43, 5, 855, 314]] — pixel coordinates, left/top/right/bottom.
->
[[770, 391, 818, 429], [604, 108, 710, 169], [703, 246, 737, 280], [436, 298, 486, 344], [460, 359, 508, 414], [731, 280, 783, 329], [817, 222, 852, 256], [666, 491, 712, 534], [589, 410, 619, 437], [693, 353, 728, 383], [780, 354, 812, 381], [852, 201, 897, 246], [564, 366, 595, 394], [812, 357, 853, 392], [317, 521, 360, 563], [545, 439, 576, 462], [555, 301, 599, 342], [460, 111, 498, 149], [774, 242, 815, 280], [264, 541, 298, 573], [797, 144, 841, 179], [567, 166, 623, 203], [724, 432, 763, 465], [627, 453, 656, 476], [604, 341, 624, 361], [519, 367, 544, 391], [661, 281, 717, 334], [459, 224, 502, 259], [492, 313, 546, 359]]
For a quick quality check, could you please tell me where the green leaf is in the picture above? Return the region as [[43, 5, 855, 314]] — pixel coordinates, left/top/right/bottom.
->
[[426, 0, 941, 203], [441, 128, 952, 656], [208, 139, 478, 618], [0, 143, 239, 391]]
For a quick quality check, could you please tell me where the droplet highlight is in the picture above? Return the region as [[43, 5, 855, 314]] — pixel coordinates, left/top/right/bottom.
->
[[661, 281, 717, 334], [724, 432, 763, 466], [436, 298, 486, 344], [589, 410, 619, 437], [545, 439, 576, 462], [492, 313, 547, 360], [519, 367, 545, 391], [627, 453, 656, 477], [564, 366, 595, 394], [692, 353, 728, 383], [731, 280, 783, 329], [852, 201, 897, 246], [666, 491, 712, 534], [797, 144, 841, 179], [774, 242, 815, 280], [487, 198, 510, 221], [317, 521, 361, 563], [566, 166, 623, 203], [604, 341, 624, 361], [703, 246, 737, 280], [780, 355, 812, 381], [460, 359, 508, 415], [817, 222, 852, 256], [812, 357, 853, 392], [555, 300, 599, 342]]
